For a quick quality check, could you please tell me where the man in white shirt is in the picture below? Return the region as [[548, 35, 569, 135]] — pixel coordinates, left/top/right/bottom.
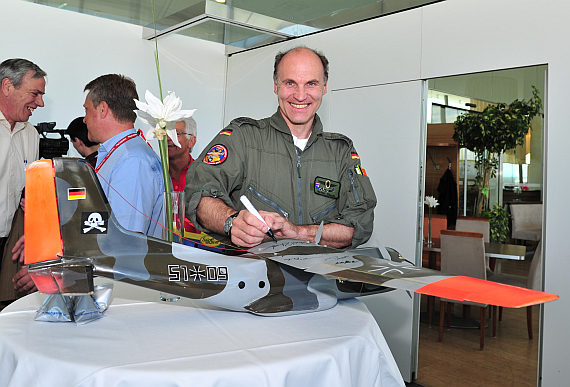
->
[[0, 58, 46, 301]]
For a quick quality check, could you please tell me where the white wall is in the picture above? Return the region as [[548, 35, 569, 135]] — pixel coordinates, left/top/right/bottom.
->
[[225, 0, 570, 385], [1, 0, 226, 158]]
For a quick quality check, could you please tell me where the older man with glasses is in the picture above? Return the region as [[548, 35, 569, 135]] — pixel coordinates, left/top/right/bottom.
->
[[168, 117, 200, 235]]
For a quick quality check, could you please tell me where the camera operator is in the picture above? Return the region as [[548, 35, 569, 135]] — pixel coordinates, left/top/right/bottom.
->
[[66, 117, 99, 168], [0, 58, 46, 306]]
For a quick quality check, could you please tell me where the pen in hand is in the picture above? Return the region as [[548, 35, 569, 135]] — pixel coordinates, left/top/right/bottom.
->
[[239, 195, 278, 242]]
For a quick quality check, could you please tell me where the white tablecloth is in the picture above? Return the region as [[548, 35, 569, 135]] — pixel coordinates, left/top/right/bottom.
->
[[0, 280, 404, 387]]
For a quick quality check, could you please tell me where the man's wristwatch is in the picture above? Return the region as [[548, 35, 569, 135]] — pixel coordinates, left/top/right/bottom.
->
[[223, 212, 240, 236]]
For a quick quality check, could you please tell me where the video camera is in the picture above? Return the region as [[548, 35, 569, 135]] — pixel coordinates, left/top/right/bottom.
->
[[35, 122, 69, 159]]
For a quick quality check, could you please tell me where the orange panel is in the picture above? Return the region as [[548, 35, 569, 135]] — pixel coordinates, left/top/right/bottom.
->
[[24, 160, 62, 265], [417, 276, 559, 308]]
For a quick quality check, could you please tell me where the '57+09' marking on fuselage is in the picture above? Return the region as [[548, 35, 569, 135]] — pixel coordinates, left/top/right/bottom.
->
[[168, 265, 228, 282]]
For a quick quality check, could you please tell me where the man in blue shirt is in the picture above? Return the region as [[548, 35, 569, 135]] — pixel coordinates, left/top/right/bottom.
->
[[83, 74, 165, 238]]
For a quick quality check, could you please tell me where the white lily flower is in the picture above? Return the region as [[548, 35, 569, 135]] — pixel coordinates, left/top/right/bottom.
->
[[134, 90, 196, 147], [424, 196, 439, 208]]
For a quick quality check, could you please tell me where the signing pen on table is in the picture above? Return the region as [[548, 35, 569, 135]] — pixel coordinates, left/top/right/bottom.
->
[[239, 195, 277, 242]]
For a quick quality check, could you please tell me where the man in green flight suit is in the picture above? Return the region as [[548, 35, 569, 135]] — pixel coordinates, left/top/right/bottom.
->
[[185, 46, 377, 249]]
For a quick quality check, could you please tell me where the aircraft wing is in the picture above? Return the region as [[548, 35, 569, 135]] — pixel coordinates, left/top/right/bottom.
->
[[249, 240, 558, 308]]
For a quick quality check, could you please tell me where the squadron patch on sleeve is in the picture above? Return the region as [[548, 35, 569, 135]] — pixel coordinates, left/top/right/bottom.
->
[[203, 144, 228, 165]]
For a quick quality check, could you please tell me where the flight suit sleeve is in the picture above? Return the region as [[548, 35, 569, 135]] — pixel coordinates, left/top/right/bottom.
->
[[184, 121, 249, 233], [335, 145, 377, 248]]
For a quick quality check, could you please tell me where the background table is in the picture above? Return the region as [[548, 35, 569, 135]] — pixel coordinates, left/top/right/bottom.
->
[[424, 239, 526, 270], [0, 279, 404, 387]]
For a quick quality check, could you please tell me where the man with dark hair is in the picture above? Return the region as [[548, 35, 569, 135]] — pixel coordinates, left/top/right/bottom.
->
[[0, 58, 46, 299], [66, 116, 100, 167], [186, 46, 376, 249], [83, 74, 165, 238]]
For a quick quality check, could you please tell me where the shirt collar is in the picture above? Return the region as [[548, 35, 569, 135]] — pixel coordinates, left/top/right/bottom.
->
[[98, 128, 137, 155], [0, 110, 28, 134]]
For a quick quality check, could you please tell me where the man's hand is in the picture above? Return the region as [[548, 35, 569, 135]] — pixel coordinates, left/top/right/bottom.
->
[[230, 210, 275, 247], [12, 235, 25, 263], [267, 212, 354, 249], [196, 197, 354, 248], [12, 266, 37, 294]]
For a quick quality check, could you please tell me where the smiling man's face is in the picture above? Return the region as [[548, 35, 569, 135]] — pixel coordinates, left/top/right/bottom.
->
[[168, 121, 196, 161], [2, 70, 45, 128], [274, 48, 327, 137]]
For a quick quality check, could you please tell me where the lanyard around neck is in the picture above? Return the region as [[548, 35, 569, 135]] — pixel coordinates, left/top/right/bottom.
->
[[95, 132, 139, 172]]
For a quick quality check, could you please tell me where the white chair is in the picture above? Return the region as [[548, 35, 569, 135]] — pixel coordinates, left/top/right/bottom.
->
[[488, 240, 542, 339], [438, 230, 496, 350]]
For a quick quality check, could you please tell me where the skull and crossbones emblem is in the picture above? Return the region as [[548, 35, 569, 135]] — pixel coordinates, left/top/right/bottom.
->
[[83, 212, 107, 233]]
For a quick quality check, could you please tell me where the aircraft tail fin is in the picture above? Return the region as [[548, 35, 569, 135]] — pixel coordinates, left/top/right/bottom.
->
[[25, 158, 105, 294], [25, 159, 62, 265]]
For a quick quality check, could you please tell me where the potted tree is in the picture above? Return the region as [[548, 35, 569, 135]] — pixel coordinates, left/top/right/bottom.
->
[[453, 86, 542, 217]]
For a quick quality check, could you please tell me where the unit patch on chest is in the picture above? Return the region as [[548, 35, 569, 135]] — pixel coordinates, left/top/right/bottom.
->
[[314, 177, 340, 199]]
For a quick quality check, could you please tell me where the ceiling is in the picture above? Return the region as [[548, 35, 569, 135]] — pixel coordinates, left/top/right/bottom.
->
[[23, 0, 440, 52]]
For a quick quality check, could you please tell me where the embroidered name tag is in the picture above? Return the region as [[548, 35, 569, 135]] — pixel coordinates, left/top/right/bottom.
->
[[314, 177, 340, 199]]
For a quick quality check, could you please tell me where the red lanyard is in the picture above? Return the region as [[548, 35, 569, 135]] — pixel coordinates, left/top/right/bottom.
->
[[95, 132, 140, 172]]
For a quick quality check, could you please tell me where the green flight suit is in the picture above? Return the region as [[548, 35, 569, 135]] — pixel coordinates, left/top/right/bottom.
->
[[185, 110, 377, 248]]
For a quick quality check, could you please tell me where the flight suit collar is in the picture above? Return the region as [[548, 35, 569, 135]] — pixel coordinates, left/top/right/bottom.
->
[[269, 108, 324, 145]]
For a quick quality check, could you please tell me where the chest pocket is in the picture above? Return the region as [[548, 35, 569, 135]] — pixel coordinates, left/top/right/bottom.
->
[[310, 201, 338, 224], [247, 186, 290, 220]]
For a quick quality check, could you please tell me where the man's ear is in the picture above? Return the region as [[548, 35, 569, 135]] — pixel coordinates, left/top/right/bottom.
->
[[189, 136, 197, 152], [1, 78, 13, 97], [98, 100, 110, 119]]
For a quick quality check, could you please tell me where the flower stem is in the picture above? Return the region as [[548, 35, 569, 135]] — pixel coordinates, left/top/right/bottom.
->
[[159, 136, 174, 242], [152, 0, 171, 241], [151, 0, 164, 101]]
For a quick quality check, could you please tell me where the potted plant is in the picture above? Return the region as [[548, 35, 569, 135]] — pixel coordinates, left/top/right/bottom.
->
[[453, 87, 542, 217], [483, 205, 511, 243]]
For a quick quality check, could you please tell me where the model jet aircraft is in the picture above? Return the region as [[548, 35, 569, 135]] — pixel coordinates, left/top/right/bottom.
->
[[24, 158, 558, 316]]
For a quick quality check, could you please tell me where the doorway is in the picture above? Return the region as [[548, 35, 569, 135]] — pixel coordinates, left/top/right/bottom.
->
[[417, 65, 546, 386]]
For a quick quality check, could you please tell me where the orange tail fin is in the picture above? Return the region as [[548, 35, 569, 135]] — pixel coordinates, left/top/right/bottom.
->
[[25, 159, 62, 265]]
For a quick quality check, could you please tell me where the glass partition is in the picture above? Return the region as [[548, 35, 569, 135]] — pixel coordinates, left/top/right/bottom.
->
[[427, 65, 546, 216]]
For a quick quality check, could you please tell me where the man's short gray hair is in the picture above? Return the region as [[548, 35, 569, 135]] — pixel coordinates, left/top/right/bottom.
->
[[181, 117, 197, 138], [0, 58, 46, 88]]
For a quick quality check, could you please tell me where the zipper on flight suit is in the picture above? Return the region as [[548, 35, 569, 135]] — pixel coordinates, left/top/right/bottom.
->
[[312, 203, 337, 224], [247, 186, 289, 219], [348, 169, 361, 203], [295, 147, 303, 225]]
